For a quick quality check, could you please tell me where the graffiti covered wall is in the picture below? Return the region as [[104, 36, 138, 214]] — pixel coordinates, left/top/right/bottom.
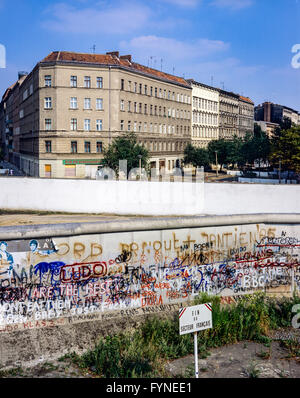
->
[[1, 222, 299, 336]]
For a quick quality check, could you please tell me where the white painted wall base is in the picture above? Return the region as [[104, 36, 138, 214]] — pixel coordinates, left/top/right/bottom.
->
[[0, 177, 299, 215]]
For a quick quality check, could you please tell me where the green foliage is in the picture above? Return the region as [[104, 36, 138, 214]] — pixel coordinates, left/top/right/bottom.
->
[[102, 132, 149, 177], [69, 293, 300, 378], [270, 125, 300, 172], [183, 144, 210, 170]]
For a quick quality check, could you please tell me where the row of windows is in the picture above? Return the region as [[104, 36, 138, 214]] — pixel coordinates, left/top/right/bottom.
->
[[120, 100, 190, 119], [44, 75, 103, 89], [192, 126, 218, 139], [45, 140, 103, 154], [43, 97, 104, 110], [192, 97, 218, 112], [44, 139, 186, 154], [192, 112, 218, 126], [70, 97, 103, 110], [120, 79, 191, 104], [44, 118, 103, 131], [120, 120, 190, 135]]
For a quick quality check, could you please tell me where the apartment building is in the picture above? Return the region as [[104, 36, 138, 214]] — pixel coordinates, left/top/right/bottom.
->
[[255, 102, 300, 126], [238, 95, 254, 137], [217, 89, 239, 139], [187, 79, 219, 148], [0, 51, 192, 178]]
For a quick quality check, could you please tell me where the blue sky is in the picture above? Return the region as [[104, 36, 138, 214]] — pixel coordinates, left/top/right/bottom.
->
[[0, 0, 300, 109]]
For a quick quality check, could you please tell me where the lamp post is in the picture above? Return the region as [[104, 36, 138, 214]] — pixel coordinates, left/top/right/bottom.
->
[[215, 151, 218, 177], [279, 157, 281, 184], [138, 154, 142, 179]]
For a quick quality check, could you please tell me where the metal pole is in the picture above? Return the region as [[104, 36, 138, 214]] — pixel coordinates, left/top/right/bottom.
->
[[279, 158, 281, 184], [194, 332, 199, 378], [215, 151, 218, 177]]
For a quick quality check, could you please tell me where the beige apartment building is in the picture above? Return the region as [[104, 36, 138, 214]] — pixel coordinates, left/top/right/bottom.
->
[[187, 79, 219, 148], [218, 89, 239, 139], [0, 51, 192, 178]]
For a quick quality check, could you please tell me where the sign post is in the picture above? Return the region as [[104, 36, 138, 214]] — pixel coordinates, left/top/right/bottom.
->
[[179, 303, 212, 379]]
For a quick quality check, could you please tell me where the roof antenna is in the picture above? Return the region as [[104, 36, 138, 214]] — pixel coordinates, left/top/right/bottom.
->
[[172, 66, 175, 75], [160, 58, 163, 71], [91, 45, 96, 54], [211, 76, 214, 87]]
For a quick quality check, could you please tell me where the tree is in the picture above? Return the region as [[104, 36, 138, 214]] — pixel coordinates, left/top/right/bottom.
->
[[270, 126, 300, 173], [252, 124, 271, 169], [183, 144, 210, 170], [102, 132, 149, 177], [207, 139, 230, 171]]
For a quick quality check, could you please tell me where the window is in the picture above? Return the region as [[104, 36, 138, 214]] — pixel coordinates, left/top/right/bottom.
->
[[84, 98, 91, 109], [19, 109, 24, 119], [84, 119, 91, 131], [84, 76, 91, 88], [84, 141, 91, 153], [128, 121, 131, 131], [45, 119, 52, 130], [134, 102, 137, 113], [155, 88, 157, 97], [144, 104, 147, 114], [70, 97, 77, 109], [44, 97, 52, 109], [150, 87, 153, 96], [45, 75, 52, 87], [139, 83, 142, 94], [97, 77, 103, 88], [120, 100, 125, 111], [71, 118, 77, 131], [96, 98, 103, 110], [144, 122, 147, 132], [134, 82, 137, 93], [71, 141, 77, 153], [128, 81, 132, 91], [121, 79, 124, 90], [128, 101, 131, 112], [120, 120, 124, 131], [96, 141, 103, 153], [145, 85, 148, 95], [139, 103, 142, 113], [45, 140, 52, 153], [134, 121, 137, 132], [96, 119, 103, 131], [70, 76, 77, 87]]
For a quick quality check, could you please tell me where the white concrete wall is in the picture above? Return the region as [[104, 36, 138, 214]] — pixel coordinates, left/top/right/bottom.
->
[[0, 177, 299, 215]]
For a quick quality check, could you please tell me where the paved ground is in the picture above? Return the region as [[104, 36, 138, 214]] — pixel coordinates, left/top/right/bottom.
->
[[1, 328, 300, 378]]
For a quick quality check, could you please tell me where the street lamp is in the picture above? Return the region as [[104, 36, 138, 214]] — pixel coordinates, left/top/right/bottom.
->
[[138, 154, 142, 179], [279, 157, 281, 184], [215, 151, 218, 177]]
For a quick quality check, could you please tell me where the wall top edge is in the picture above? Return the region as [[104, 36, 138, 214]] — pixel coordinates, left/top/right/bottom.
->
[[0, 213, 299, 241]]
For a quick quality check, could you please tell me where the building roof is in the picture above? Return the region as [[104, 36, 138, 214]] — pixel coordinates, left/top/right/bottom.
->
[[239, 95, 254, 105], [40, 51, 191, 88]]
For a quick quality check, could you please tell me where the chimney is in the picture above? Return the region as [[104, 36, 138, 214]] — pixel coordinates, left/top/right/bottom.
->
[[120, 54, 132, 63], [106, 51, 119, 58]]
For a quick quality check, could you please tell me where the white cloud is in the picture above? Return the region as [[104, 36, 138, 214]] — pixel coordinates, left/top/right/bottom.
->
[[159, 0, 201, 7], [120, 35, 229, 62], [42, 2, 152, 34], [211, 0, 253, 10]]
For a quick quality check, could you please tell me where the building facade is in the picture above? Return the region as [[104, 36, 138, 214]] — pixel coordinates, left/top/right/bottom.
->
[[255, 102, 300, 126], [238, 95, 255, 137], [217, 89, 239, 139], [0, 51, 192, 178], [187, 79, 219, 148]]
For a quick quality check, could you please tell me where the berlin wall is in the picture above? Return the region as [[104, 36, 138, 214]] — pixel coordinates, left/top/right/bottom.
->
[[0, 214, 299, 367]]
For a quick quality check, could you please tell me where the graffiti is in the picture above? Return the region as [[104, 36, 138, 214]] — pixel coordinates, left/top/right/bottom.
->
[[0, 224, 299, 331]]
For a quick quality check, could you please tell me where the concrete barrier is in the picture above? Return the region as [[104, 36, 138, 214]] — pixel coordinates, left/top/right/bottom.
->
[[0, 213, 299, 368], [1, 177, 300, 215]]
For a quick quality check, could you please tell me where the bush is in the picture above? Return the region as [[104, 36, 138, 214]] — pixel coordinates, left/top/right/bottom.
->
[[71, 292, 300, 378]]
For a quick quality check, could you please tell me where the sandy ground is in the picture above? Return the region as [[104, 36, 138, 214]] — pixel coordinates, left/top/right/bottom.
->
[[0, 213, 143, 227]]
